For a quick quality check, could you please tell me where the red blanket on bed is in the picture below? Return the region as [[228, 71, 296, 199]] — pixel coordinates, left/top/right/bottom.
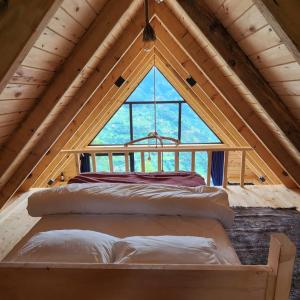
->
[[68, 172, 206, 187]]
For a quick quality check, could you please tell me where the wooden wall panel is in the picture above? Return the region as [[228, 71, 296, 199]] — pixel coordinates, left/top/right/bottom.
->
[[86, 0, 107, 14], [61, 0, 97, 29], [34, 28, 75, 57], [0, 99, 36, 115], [47, 8, 86, 43], [204, 0, 300, 125], [0, 0, 63, 92], [0, 84, 46, 100], [10, 66, 54, 85]]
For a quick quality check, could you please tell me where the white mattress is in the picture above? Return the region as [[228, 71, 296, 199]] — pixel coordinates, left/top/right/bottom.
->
[[5, 214, 240, 264]]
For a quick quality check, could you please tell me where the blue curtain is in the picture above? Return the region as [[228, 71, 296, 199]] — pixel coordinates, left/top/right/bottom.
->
[[80, 153, 91, 173], [211, 151, 224, 186]]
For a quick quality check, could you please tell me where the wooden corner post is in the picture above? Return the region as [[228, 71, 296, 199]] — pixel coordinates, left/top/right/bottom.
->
[[267, 233, 296, 300]]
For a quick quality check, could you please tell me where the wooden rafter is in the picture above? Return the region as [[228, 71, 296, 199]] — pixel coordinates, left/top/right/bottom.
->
[[0, 0, 63, 93], [155, 2, 300, 187], [0, 0, 141, 191]]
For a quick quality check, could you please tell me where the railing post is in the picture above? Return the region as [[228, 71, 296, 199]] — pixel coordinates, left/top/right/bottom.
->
[[141, 152, 145, 172], [74, 153, 80, 175], [207, 150, 212, 186], [267, 233, 296, 300], [222, 151, 229, 188], [125, 152, 129, 172], [108, 152, 113, 172], [158, 151, 162, 172], [191, 151, 195, 172], [92, 153, 97, 172], [175, 151, 179, 172], [240, 150, 246, 187]]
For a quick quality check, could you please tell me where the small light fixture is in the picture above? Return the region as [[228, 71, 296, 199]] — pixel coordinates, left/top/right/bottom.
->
[[47, 178, 56, 186], [60, 172, 65, 182], [143, 0, 156, 52], [259, 176, 266, 183]]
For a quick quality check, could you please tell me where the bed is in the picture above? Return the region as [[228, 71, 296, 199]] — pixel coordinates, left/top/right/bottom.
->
[[67, 171, 207, 186], [0, 173, 296, 300]]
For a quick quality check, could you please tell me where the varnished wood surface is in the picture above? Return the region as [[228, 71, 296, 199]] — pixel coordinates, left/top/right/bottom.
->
[[0, 233, 295, 300]]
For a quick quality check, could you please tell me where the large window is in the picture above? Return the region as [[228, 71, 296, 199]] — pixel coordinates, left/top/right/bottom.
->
[[90, 67, 222, 175]]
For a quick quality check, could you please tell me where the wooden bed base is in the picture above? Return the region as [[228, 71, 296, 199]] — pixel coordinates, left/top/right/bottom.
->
[[0, 234, 295, 300]]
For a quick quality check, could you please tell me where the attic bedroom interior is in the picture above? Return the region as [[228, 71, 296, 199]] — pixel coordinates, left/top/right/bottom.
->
[[0, 0, 299, 299]]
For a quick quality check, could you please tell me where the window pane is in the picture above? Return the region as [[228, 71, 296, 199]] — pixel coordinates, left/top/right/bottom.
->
[[112, 155, 126, 172], [181, 103, 221, 143], [133, 152, 141, 172], [132, 103, 179, 145], [91, 105, 130, 145], [144, 152, 158, 172], [127, 67, 183, 102], [162, 152, 175, 171], [95, 155, 109, 172], [156, 104, 178, 143], [155, 69, 182, 101], [132, 104, 155, 143], [179, 152, 191, 171], [195, 152, 208, 180]]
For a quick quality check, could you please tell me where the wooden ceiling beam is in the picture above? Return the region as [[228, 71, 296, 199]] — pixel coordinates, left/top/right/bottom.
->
[[0, 2, 151, 207], [0, 0, 142, 193], [155, 3, 299, 187], [171, 0, 300, 154], [0, 0, 63, 93]]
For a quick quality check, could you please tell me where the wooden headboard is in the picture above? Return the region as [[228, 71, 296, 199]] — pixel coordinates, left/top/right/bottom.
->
[[0, 233, 295, 300]]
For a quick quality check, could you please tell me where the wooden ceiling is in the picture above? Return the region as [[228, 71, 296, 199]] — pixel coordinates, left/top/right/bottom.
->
[[0, 0, 299, 207]]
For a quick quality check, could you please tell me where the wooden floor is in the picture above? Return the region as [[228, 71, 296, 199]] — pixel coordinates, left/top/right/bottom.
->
[[0, 185, 299, 261]]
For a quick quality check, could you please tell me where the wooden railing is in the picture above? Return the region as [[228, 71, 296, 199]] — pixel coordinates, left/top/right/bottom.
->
[[61, 145, 252, 187]]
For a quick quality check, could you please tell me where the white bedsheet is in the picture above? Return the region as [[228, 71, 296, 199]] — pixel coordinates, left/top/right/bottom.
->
[[5, 214, 240, 265]]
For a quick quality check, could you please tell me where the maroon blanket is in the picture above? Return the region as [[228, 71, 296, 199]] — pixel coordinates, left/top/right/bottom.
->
[[68, 172, 206, 187]]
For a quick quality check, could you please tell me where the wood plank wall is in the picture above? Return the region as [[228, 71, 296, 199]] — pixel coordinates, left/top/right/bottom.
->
[[0, 0, 107, 149], [204, 0, 300, 126]]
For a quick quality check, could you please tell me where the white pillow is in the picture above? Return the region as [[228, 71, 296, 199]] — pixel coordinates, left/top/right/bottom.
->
[[7, 230, 119, 263], [112, 236, 229, 264]]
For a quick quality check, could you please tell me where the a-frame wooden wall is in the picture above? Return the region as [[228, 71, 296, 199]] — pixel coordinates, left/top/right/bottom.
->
[[0, 0, 299, 208]]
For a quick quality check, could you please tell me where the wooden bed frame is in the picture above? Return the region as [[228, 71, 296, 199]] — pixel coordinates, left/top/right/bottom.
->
[[0, 233, 295, 300]]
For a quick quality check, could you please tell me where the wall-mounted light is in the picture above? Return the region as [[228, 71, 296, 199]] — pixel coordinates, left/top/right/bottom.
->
[[47, 178, 56, 186], [259, 176, 266, 183]]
